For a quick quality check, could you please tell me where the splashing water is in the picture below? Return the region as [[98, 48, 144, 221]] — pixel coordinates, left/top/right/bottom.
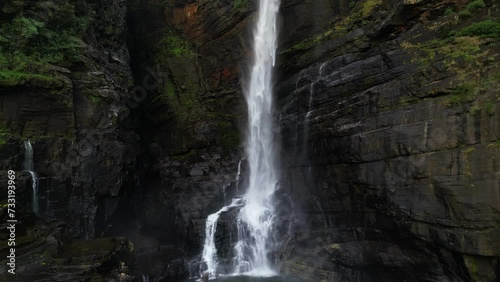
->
[[24, 140, 39, 215], [202, 198, 247, 278], [233, 0, 281, 276], [200, 0, 280, 278]]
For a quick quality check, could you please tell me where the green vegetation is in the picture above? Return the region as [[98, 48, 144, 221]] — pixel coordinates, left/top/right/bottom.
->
[[158, 32, 194, 59], [444, 7, 455, 16], [466, 0, 486, 11], [219, 123, 240, 148], [448, 83, 477, 106], [0, 0, 94, 85], [485, 102, 495, 115], [458, 10, 473, 18], [464, 147, 475, 154], [166, 81, 176, 97], [0, 124, 12, 146], [458, 0, 486, 18], [402, 17, 500, 111], [402, 35, 484, 68], [0, 70, 58, 86], [234, 0, 248, 11], [362, 0, 382, 18], [491, 72, 500, 82], [283, 0, 381, 53], [88, 95, 103, 104], [458, 20, 500, 38], [469, 104, 480, 115]]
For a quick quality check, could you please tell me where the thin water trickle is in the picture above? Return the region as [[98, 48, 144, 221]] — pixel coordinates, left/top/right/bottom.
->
[[235, 160, 242, 195], [24, 140, 39, 215]]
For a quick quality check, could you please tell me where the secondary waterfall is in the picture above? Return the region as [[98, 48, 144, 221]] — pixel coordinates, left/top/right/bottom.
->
[[233, 0, 280, 276], [24, 139, 39, 215], [201, 198, 247, 278]]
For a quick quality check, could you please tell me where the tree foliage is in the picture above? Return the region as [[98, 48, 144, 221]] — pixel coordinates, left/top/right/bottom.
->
[[0, 0, 95, 76]]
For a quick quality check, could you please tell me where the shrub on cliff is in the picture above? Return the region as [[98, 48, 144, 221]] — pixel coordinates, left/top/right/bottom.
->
[[459, 20, 500, 38], [0, 0, 94, 81], [466, 0, 486, 11]]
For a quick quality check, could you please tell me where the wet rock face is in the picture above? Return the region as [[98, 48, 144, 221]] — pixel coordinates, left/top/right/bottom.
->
[[276, 0, 500, 281], [214, 207, 240, 272], [0, 0, 499, 281], [123, 0, 254, 257], [0, 0, 138, 240], [0, 189, 136, 282]]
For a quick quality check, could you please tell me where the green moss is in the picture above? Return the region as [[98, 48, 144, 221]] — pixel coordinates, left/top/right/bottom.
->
[[464, 255, 479, 280], [89, 96, 102, 104], [282, 0, 380, 54], [448, 83, 477, 106], [84, 90, 104, 104], [485, 102, 495, 115], [166, 81, 176, 97], [464, 147, 475, 153], [469, 104, 480, 115], [403, 36, 481, 68], [234, 0, 248, 11], [362, 0, 382, 18], [0, 122, 14, 145], [494, 72, 500, 82], [400, 95, 420, 106], [444, 7, 455, 16], [159, 32, 194, 59]]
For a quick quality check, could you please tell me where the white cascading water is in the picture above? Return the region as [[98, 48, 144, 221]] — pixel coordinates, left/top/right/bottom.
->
[[201, 198, 246, 278], [233, 0, 280, 276], [200, 0, 280, 278], [24, 139, 39, 215], [235, 160, 242, 195]]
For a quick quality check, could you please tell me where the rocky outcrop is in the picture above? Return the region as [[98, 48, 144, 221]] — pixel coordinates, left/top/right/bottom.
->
[[0, 172, 135, 281], [0, 0, 141, 279], [0, 0, 138, 239]]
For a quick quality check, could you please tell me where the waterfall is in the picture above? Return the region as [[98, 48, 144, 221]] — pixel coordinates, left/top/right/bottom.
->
[[233, 0, 280, 276], [201, 198, 246, 278], [200, 0, 280, 278], [24, 139, 39, 215], [235, 160, 242, 195]]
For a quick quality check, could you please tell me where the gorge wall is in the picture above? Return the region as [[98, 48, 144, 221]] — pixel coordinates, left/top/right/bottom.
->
[[276, 0, 500, 281], [0, 0, 499, 281]]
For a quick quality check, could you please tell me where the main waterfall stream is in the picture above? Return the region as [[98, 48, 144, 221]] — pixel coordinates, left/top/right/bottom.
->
[[199, 0, 281, 279]]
